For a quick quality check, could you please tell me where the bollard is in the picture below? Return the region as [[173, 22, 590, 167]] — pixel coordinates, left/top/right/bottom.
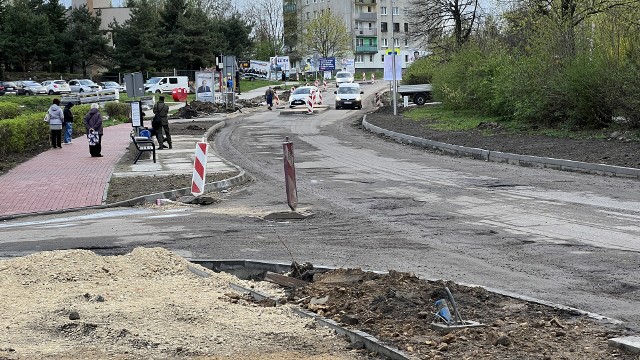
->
[[371, 73, 375, 83], [362, 72, 366, 83], [282, 137, 298, 211], [317, 91, 323, 105], [306, 96, 314, 114]]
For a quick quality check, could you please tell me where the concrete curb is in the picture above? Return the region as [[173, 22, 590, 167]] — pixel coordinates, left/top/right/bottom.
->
[[362, 115, 640, 179], [190, 259, 624, 326], [226, 282, 410, 360], [609, 336, 640, 354]]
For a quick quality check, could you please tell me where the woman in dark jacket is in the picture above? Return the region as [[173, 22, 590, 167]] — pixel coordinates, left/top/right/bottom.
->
[[84, 103, 104, 157]]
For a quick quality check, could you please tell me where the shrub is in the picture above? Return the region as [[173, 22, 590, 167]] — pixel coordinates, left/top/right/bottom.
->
[[0, 103, 20, 120], [0, 113, 49, 156], [103, 101, 130, 122]]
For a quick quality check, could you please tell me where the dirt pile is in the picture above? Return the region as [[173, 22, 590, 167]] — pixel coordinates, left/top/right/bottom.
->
[[284, 268, 636, 359], [0, 248, 365, 360]]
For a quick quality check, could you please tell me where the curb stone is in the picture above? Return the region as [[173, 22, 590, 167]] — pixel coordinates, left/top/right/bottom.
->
[[608, 336, 640, 353], [362, 115, 640, 179]]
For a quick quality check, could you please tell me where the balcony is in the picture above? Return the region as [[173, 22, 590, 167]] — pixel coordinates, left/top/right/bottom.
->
[[355, 12, 377, 21], [355, 0, 377, 4], [356, 45, 378, 53], [356, 28, 378, 36]]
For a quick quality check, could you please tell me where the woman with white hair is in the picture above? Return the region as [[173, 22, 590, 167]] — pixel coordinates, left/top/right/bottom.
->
[[83, 103, 104, 157]]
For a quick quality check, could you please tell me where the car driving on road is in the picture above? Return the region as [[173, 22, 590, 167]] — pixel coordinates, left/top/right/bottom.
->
[[335, 71, 354, 86], [288, 86, 319, 108], [335, 83, 363, 109]]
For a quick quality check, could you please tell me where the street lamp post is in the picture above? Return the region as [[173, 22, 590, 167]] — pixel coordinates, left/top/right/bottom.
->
[[391, 0, 397, 116]]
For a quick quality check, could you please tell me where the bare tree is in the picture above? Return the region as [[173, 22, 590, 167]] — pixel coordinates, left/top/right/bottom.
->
[[408, 0, 480, 52], [241, 0, 284, 57]]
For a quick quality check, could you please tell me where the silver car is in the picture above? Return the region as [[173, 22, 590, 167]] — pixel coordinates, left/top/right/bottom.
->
[[42, 80, 71, 95], [15, 80, 47, 95], [68, 79, 102, 93]]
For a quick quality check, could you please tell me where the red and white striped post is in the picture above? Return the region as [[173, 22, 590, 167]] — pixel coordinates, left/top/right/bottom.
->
[[191, 141, 208, 196], [371, 73, 375, 83], [362, 72, 366, 83], [306, 95, 314, 114], [314, 79, 319, 88], [317, 90, 323, 105], [274, 91, 280, 106], [323, 79, 327, 92], [282, 137, 297, 211]]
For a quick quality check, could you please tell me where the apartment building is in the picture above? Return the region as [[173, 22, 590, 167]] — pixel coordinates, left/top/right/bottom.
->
[[292, 0, 425, 73]]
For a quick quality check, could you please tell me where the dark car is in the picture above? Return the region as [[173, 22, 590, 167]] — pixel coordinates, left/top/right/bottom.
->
[[15, 81, 47, 95], [0, 81, 18, 95]]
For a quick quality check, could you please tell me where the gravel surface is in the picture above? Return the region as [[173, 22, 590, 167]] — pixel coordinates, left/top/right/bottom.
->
[[0, 248, 367, 359]]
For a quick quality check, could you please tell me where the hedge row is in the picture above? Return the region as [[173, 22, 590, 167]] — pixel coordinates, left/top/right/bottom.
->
[[0, 104, 91, 156], [0, 103, 20, 120]]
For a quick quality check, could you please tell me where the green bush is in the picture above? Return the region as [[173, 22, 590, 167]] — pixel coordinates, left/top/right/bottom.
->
[[403, 57, 437, 85], [0, 102, 21, 120], [0, 96, 54, 112], [0, 113, 49, 156], [103, 101, 130, 122]]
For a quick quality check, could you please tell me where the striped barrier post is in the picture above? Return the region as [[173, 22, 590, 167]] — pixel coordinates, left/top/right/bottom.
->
[[314, 80, 319, 87], [317, 90, 323, 105], [323, 80, 327, 92], [311, 88, 317, 104], [306, 95, 314, 114], [274, 91, 280, 106], [191, 141, 208, 196], [362, 72, 366, 83], [374, 92, 381, 107], [371, 73, 375, 83], [282, 137, 297, 210]]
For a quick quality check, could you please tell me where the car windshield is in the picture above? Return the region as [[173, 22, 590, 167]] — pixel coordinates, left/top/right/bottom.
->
[[338, 87, 359, 94], [337, 73, 351, 78], [146, 77, 162, 84], [294, 87, 312, 95], [79, 80, 95, 85]]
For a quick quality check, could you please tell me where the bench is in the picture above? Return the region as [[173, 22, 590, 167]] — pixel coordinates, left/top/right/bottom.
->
[[130, 134, 156, 164]]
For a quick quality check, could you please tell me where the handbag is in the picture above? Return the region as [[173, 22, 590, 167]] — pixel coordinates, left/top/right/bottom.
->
[[44, 112, 51, 122], [88, 130, 99, 146]]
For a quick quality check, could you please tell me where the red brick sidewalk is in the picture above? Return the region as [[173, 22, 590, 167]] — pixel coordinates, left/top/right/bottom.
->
[[0, 123, 133, 217]]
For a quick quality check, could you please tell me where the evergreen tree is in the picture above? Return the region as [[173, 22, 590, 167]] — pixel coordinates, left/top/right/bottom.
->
[[67, 5, 110, 76], [41, 0, 68, 72], [110, 0, 165, 73]]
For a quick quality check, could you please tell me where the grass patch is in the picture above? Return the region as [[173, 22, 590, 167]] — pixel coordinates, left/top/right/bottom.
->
[[404, 105, 510, 131]]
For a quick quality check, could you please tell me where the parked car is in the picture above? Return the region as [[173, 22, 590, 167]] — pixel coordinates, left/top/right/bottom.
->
[[98, 81, 125, 92], [15, 81, 47, 95], [335, 71, 354, 86], [68, 79, 102, 93], [335, 83, 363, 110], [0, 81, 18, 95], [240, 73, 266, 81], [288, 86, 319, 108], [42, 80, 71, 95], [144, 76, 189, 94]]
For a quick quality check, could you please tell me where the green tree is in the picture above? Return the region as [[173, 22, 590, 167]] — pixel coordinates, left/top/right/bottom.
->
[[1, 0, 54, 73], [67, 5, 110, 76], [111, 0, 165, 73], [41, 0, 68, 72], [301, 11, 351, 58], [212, 14, 253, 58]]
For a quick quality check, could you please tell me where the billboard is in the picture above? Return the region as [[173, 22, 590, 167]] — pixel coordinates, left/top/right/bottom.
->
[[318, 57, 336, 71], [384, 48, 403, 81], [195, 71, 215, 102], [340, 58, 355, 74]]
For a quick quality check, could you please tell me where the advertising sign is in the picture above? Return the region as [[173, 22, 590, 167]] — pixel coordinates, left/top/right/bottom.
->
[[384, 48, 403, 81], [250, 60, 269, 74], [340, 58, 355, 74], [195, 71, 215, 102], [318, 57, 336, 71]]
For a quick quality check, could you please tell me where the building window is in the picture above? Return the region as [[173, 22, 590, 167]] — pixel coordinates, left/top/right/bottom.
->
[[404, 38, 408, 46], [368, 38, 374, 46], [356, 38, 364, 46], [381, 38, 388, 47], [394, 38, 399, 47], [380, 6, 387, 15], [381, 54, 385, 62], [306, 12, 310, 20], [369, 55, 374, 62], [381, 22, 387, 32], [392, 6, 399, 15], [356, 55, 364, 63], [393, 23, 399, 32], [404, 23, 408, 32]]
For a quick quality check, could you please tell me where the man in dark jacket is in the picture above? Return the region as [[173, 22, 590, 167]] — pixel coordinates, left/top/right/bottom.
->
[[153, 96, 171, 149], [63, 102, 74, 144]]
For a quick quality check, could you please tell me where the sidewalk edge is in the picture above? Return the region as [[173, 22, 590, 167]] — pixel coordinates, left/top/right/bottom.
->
[[362, 115, 640, 178]]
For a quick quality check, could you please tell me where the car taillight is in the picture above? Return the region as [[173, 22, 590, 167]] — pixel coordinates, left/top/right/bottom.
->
[[54, 84, 59, 88]]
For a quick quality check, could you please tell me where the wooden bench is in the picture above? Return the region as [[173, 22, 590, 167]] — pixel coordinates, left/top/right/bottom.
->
[[130, 134, 156, 164]]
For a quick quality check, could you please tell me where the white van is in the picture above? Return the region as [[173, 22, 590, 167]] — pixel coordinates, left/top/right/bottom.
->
[[144, 76, 189, 94]]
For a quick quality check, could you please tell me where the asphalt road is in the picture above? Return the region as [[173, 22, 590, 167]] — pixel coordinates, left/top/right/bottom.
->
[[1, 82, 639, 331]]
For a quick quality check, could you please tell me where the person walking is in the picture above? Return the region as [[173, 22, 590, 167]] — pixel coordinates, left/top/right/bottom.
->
[[46, 98, 64, 149], [84, 103, 104, 157], [265, 86, 274, 110], [62, 102, 74, 144], [153, 96, 171, 149]]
